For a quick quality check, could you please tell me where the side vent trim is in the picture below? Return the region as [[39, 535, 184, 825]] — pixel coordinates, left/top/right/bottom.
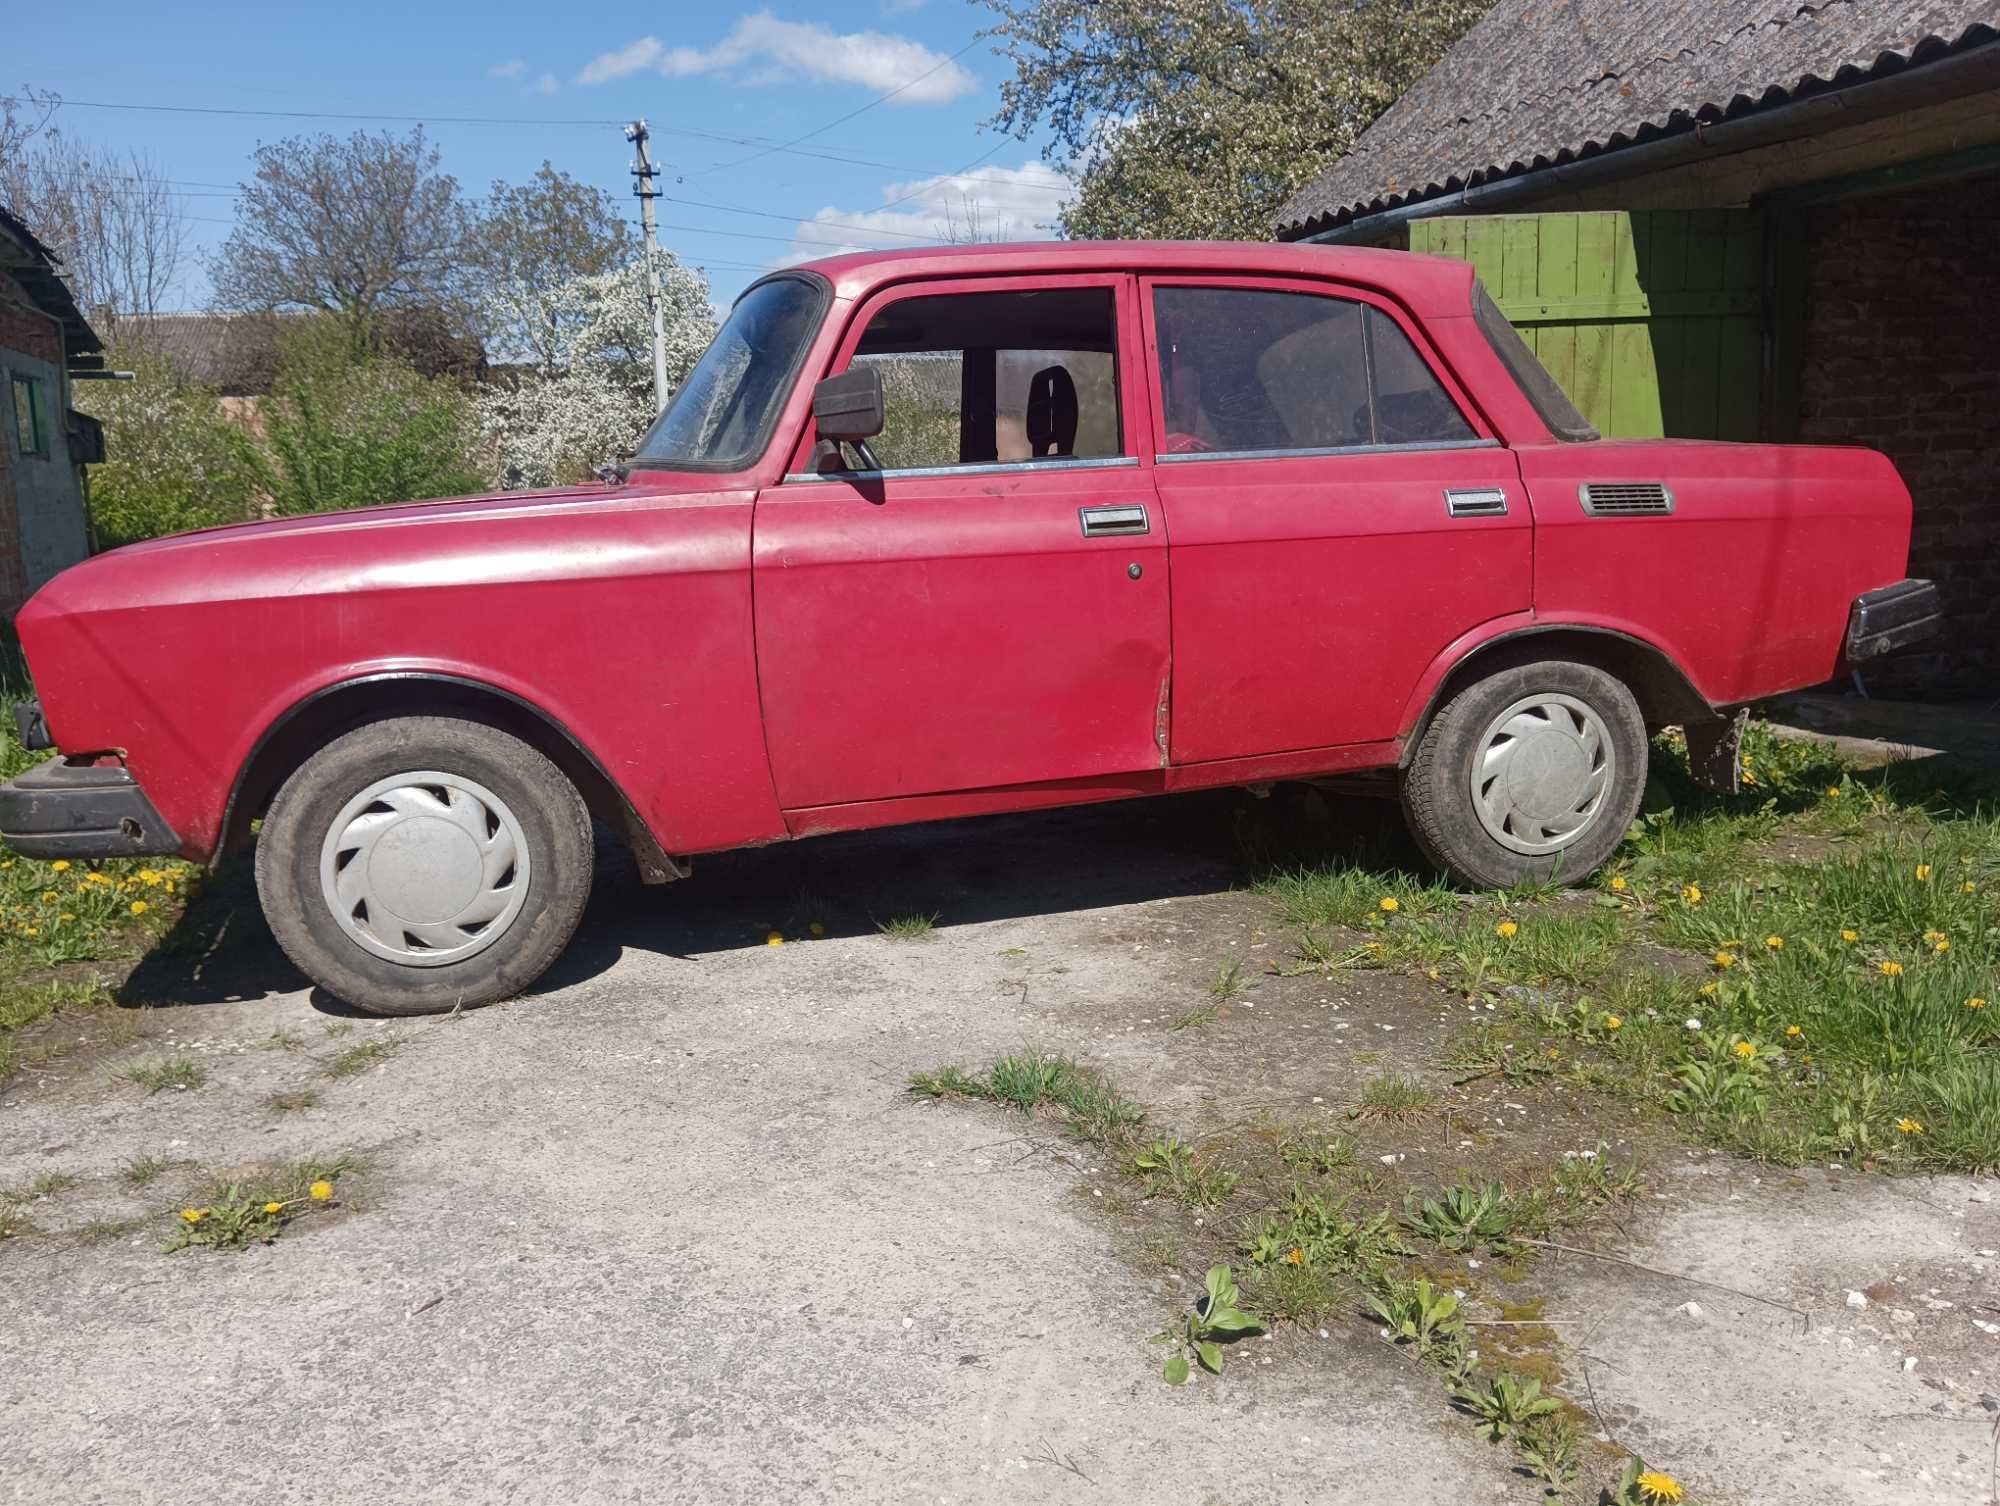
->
[[1579, 482, 1674, 517]]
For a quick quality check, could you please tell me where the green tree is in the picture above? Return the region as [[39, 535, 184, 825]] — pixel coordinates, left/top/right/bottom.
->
[[244, 319, 486, 516], [473, 164, 636, 373], [75, 342, 260, 549], [982, 0, 1484, 240]]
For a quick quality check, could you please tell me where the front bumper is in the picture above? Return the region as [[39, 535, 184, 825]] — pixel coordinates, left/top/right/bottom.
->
[[1846, 578, 1942, 662], [0, 755, 181, 860]]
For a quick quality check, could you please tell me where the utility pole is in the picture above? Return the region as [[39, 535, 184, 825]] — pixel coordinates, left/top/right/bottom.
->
[[626, 119, 669, 413]]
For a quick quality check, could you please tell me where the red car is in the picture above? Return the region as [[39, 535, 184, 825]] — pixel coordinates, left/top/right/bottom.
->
[[2, 242, 1939, 1014]]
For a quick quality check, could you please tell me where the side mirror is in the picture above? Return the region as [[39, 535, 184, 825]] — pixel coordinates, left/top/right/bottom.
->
[[812, 367, 885, 442]]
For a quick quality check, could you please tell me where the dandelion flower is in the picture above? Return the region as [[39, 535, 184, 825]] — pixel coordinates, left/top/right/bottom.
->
[[1879, 960, 1905, 977], [765, 931, 784, 946], [1965, 881, 1979, 894], [1284, 1246, 1305, 1266], [1915, 864, 1932, 882], [180, 1208, 207, 1224], [1546, 1048, 1561, 1060], [263, 1202, 283, 1215], [129, 901, 148, 916], [50, 859, 70, 872], [1967, 997, 1988, 1011], [1896, 1117, 1923, 1135], [1923, 929, 1947, 944], [1785, 1024, 1804, 1038], [309, 1180, 334, 1202], [1764, 935, 1784, 950], [1714, 950, 1737, 969], [1609, 876, 1628, 892], [1698, 982, 1718, 997], [1636, 1471, 1684, 1504], [39, 890, 55, 902], [1841, 928, 1859, 943], [1935, 939, 1950, 954], [1826, 786, 1842, 798], [1604, 1015, 1623, 1031], [1682, 885, 1702, 905], [1495, 920, 1518, 938], [1378, 896, 1400, 913], [1733, 1040, 1756, 1060]]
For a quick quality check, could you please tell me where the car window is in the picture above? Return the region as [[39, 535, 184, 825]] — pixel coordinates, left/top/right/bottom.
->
[[843, 286, 1122, 471], [1152, 286, 1474, 456]]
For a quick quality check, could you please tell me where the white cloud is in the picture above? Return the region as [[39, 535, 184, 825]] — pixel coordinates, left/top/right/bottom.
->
[[880, 0, 929, 12], [531, 71, 559, 95], [577, 12, 974, 103], [489, 59, 527, 79], [779, 161, 1073, 265]]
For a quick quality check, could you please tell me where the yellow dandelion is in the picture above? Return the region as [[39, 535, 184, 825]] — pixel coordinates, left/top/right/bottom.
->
[[1785, 1024, 1804, 1038], [765, 931, 784, 946], [1284, 1246, 1305, 1266], [308, 1180, 334, 1202], [1826, 785, 1843, 798], [1915, 864, 1932, 882], [1495, 920, 1518, 938], [1764, 934, 1784, 950], [129, 901, 148, 916], [180, 1208, 207, 1224], [263, 1202, 283, 1215], [1714, 951, 1737, 969], [1681, 885, 1702, 905], [1966, 881, 1979, 894], [1967, 998, 1987, 1011], [1733, 1040, 1756, 1060], [39, 890, 55, 902], [1378, 896, 1400, 913], [1935, 939, 1950, 954], [1698, 982, 1719, 997], [1896, 1117, 1923, 1135], [1604, 1015, 1623, 1031], [1924, 929, 1947, 944], [22, 927, 35, 937], [1609, 876, 1628, 892], [1841, 928, 1859, 943], [1546, 1048, 1561, 1060], [1635, 1471, 1684, 1504], [50, 860, 69, 872], [58, 913, 72, 922], [1879, 960, 1904, 977]]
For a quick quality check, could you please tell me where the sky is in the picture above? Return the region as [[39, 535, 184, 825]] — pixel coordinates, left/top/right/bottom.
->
[[9, 0, 1073, 310]]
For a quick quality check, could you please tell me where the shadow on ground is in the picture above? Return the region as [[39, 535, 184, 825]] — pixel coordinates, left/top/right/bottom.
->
[[116, 784, 1424, 1012]]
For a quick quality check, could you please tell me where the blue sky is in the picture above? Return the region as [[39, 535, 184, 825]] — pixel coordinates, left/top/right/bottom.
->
[[11, 1, 1071, 309]]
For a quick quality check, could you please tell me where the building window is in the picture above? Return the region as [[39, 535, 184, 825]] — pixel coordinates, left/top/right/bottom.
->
[[10, 373, 47, 457]]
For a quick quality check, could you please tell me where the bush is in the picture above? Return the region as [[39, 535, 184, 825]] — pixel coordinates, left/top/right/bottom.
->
[[244, 319, 486, 516], [75, 342, 260, 549]]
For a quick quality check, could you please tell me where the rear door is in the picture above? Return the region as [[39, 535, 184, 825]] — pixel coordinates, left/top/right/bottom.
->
[[752, 274, 1170, 811], [1140, 277, 1529, 763]]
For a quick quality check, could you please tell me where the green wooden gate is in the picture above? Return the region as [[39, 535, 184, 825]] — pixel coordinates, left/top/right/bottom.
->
[[1406, 211, 1764, 440]]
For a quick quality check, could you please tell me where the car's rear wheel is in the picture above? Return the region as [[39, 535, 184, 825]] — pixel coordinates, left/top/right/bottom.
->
[[1401, 659, 1646, 888], [255, 716, 592, 1016]]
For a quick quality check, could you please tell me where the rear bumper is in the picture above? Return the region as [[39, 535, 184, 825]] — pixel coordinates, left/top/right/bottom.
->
[[1846, 578, 1942, 662], [0, 755, 182, 860]]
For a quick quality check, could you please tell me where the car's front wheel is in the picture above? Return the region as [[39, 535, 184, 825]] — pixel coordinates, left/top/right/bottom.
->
[[255, 716, 593, 1015], [1400, 659, 1647, 888]]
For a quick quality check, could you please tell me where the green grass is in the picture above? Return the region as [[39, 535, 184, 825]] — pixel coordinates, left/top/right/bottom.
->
[[121, 1154, 173, 1187], [878, 913, 938, 941], [1, 1170, 79, 1203], [1170, 1003, 1220, 1031], [268, 1087, 322, 1113], [1352, 1072, 1437, 1120], [1209, 954, 1245, 1003], [118, 1054, 205, 1094], [326, 1039, 401, 1079], [909, 1050, 1148, 1148]]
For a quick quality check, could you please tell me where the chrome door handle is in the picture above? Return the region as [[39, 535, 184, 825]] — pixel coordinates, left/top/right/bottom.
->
[[1079, 504, 1150, 537]]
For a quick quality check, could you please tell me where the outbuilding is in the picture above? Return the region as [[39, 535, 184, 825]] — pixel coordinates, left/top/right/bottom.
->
[[1276, 2, 2000, 699]]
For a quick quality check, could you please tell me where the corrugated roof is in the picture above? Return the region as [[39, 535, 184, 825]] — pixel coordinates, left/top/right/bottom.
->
[[0, 203, 103, 366], [1274, 0, 2000, 239]]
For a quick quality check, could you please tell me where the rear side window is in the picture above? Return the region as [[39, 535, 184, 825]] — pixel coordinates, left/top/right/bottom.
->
[[845, 286, 1122, 471], [1471, 281, 1598, 442], [1152, 286, 1474, 456]]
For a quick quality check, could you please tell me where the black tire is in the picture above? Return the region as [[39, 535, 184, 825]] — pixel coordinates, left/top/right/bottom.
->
[[1401, 659, 1646, 889], [254, 716, 592, 1016]]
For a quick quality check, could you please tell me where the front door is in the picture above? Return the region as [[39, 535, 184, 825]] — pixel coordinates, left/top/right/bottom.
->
[[752, 274, 1169, 811], [1141, 277, 1530, 763]]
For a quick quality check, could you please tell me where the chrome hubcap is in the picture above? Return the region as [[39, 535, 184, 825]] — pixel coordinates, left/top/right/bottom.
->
[[318, 772, 530, 967], [1469, 693, 1615, 856]]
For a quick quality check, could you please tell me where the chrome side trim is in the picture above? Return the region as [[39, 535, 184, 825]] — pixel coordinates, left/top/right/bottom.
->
[[1155, 437, 1500, 464], [782, 455, 1140, 485]]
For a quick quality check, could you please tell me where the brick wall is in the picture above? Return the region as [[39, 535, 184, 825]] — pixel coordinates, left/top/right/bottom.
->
[[1795, 170, 2000, 699]]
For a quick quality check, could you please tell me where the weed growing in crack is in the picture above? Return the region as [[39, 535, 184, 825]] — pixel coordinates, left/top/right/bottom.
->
[[1153, 1264, 1263, 1385]]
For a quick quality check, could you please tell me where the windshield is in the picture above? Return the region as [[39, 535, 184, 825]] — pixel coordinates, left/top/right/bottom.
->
[[633, 274, 826, 469]]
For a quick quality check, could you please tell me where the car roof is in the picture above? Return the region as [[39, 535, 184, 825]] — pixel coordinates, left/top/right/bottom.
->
[[775, 240, 1478, 317]]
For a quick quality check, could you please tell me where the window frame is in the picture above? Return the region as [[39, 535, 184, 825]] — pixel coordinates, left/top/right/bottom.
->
[[782, 271, 1148, 484], [10, 371, 48, 459], [1136, 275, 1498, 465]]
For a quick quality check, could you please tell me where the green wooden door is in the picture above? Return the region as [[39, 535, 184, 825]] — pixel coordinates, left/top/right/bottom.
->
[[1407, 211, 1764, 440]]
